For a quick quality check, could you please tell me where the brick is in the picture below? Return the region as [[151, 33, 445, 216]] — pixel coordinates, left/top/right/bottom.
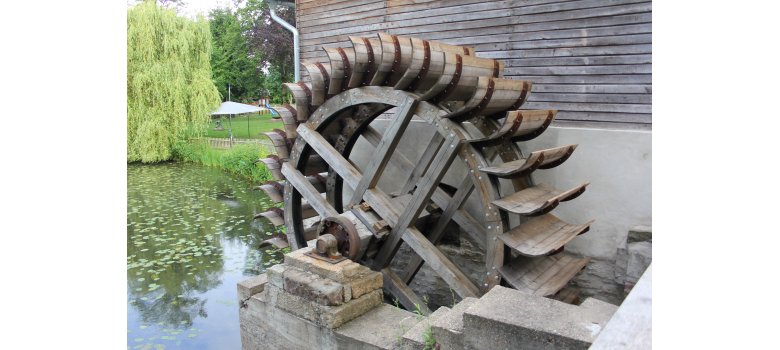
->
[[266, 285, 383, 329], [284, 247, 368, 283], [344, 270, 383, 300], [283, 267, 345, 306]]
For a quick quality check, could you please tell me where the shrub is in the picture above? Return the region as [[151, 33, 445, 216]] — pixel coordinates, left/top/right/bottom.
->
[[172, 140, 273, 182]]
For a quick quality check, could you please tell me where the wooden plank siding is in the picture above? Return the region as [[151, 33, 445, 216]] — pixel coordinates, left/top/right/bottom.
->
[[295, 0, 652, 127]]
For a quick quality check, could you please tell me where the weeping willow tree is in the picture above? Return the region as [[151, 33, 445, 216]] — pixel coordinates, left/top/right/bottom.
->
[[127, 0, 221, 163]]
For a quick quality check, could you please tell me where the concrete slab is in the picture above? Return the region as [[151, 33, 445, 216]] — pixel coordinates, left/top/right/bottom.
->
[[590, 265, 651, 350], [431, 297, 478, 349], [240, 291, 339, 350], [399, 306, 451, 350], [462, 286, 616, 350], [335, 304, 421, 350]]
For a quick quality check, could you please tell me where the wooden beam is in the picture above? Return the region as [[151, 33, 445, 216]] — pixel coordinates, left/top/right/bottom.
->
[[401, 175, 475, 284], [400, 133, 443, 194], [403, 227, 480, 298], [382, 268, 431, 315], [297, 123, 361, 189], [372, 135, 462, 269], [362, 125, 485, 249], [349, 98, 418, 206], [281, 163, 339, 218], [299, 118, 480, 298]]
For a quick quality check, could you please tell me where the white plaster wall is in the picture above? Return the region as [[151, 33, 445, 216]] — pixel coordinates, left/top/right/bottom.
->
[[348, 119, 651, 261], [520, 126, 652, 260]]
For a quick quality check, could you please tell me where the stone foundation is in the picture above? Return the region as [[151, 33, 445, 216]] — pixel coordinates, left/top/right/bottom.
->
[[238, 247, 644, 350]]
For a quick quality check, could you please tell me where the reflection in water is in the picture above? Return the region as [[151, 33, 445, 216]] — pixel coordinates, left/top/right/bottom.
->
[[127, 163, 285, 349]]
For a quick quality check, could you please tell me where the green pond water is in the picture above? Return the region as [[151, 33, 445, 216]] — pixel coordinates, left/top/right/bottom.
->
[[127, 163, 285, 350]]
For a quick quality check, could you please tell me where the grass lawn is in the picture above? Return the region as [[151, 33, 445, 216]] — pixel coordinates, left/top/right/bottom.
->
[[205, 112, 284, 139]]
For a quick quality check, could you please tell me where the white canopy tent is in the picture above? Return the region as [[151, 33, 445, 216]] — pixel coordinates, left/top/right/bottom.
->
[[211, 101, 263, 143]]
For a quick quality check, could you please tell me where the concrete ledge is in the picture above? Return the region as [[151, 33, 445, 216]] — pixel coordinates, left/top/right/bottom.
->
[[432, 297, 478, 349], [462, 286, 617, 350], [590, 264, 651, 349], [240, 292, 339, 350], [336, 304, 420, 350], [400, 306, 450, 350]]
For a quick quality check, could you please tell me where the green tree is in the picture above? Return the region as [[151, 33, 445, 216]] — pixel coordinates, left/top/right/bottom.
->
[[236, 0, 296, 84], [127, 0, 221, 163], [209, 7, 264, 102]]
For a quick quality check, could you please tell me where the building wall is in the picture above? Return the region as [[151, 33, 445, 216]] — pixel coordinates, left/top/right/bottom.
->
[[294, 0, 652, 301], [296, 0, 652, 128]]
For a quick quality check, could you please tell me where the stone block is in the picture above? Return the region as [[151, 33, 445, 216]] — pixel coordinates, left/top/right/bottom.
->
[[285, 247, 369, 283], [283, 266, 345, 306], [462, 286, 616, 350], [238, 274, 268, 303], [344, 269, 383, 301], [266, 284, 383, 329], [399, 306, 450, 350], [335, 304, 420, 350], [626, 242, 652, 285], [431, 297, 478, 350], [266, 263, 286, 288]]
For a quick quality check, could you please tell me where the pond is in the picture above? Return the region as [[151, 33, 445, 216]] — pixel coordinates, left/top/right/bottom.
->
[[127, 163, 285, 350]]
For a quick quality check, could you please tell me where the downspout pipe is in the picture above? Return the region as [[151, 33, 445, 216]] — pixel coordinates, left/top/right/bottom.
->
[[269, 6, 300, 83]]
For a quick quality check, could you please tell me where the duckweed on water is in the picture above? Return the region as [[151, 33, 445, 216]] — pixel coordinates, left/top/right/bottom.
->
[[128, 163, 287, 349]]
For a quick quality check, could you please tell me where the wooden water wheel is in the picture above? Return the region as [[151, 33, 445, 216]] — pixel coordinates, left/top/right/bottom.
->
[[256, 33, 592, 313]]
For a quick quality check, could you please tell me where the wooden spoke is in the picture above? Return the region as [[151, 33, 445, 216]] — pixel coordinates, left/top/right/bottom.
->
[[350, 196, 480, 299], [400, 132, 444, 194], [382, 268, 431, 315], [401, 175, 475, 284], [297, 123, 362, 189], [349, 98, 418, 206], [282, 163, 339, 218], [402, 226, 480, 298], [372, 135, 462, 269]]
